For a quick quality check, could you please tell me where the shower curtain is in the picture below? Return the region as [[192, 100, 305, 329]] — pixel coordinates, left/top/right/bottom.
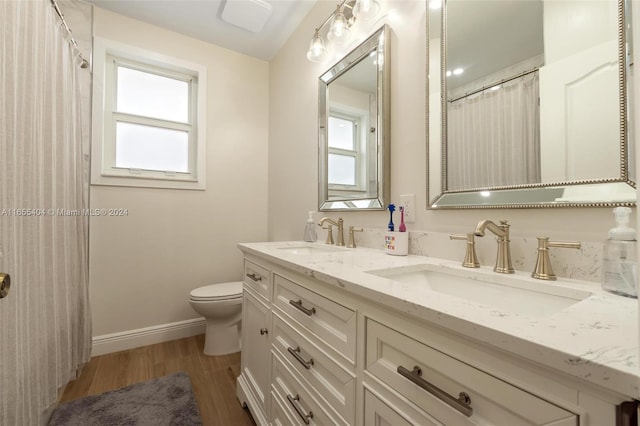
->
[[447, 71, 541, 191], [0, 1, 91, 424]]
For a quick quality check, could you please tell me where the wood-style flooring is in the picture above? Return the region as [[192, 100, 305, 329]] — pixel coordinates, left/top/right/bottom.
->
[[60, 334, 255, 426]]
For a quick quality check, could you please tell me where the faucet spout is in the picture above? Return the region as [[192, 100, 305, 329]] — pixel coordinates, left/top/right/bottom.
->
[[474, 220, 506, 238], [473, 219, 514, 274], [318, 217, 339, 228]]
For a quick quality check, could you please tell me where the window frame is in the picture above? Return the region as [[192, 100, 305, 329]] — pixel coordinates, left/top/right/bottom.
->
[[92, 37, 207, 190]]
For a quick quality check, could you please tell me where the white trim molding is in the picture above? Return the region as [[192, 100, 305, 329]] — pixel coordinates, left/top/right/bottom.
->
[[91, 317, 206, 356]]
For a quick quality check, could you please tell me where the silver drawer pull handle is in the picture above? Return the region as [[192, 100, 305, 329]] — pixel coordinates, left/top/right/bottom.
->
[[286, 394, 313, 425], [289, 299, 316, 316], [246, 272, 262, 282], [259, 328, 268, 335], [397, 365, 473, 417], [287, 346, 314, 369]]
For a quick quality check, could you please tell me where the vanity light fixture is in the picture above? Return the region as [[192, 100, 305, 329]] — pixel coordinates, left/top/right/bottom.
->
[[306, 0, 380, 63]]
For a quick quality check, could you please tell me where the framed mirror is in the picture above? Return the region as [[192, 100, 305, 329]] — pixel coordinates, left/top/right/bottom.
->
[[319, 25, 390, 211], [428, 0, 636, 209]]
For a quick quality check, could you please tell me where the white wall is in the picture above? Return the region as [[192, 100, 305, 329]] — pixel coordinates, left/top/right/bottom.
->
[[269, 0, 633, 249], [90, 8, 269, 341]]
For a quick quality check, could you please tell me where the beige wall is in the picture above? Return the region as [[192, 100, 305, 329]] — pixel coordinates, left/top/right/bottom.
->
[[269, 0, 633, 247], [90, 0, 636, 341], [90, 8, 269, 336]]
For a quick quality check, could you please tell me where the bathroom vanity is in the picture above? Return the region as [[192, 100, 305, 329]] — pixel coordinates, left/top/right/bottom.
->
[[236, 241, 639, 425]]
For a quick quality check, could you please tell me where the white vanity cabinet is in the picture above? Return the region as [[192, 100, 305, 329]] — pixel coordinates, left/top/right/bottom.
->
[[237, 258, 272, 425], [236, 249, 631, 426]]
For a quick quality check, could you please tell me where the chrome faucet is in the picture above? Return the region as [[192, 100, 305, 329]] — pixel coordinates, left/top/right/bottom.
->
[[474, 219, 514, 274], [318, 217, 345, 246]]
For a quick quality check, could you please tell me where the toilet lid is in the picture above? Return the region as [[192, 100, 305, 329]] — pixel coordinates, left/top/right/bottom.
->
[[190, 281, 243, 301]]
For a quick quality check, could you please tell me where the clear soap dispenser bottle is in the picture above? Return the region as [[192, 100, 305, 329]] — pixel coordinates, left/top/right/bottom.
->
[[602, 207, 637, 298], [303, 211, 317, 242]]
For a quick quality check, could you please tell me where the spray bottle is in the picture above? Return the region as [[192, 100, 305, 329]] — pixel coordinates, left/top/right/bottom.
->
[[602, 207, 637, 298]]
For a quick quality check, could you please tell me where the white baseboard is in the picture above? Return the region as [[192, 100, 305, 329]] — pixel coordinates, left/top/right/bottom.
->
[[92, 317, 206, 356]]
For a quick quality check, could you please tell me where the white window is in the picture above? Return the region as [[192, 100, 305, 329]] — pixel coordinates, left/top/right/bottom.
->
[[92, 38, 207, 190], [327, 112, 365, 190]]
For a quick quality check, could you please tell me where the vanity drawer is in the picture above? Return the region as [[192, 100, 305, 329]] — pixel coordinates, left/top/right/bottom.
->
[[270, 390, 299, 426], [272, 313, 356, 424], [273, 273, 356, 363], [244, 259, 271, 301], [271, 352, 347, 426], [365, 319, 578, 426]]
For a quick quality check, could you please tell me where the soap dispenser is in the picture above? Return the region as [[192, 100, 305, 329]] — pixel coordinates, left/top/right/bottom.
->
[[602, 207, 637, 298], [303, 211, 317, 242]]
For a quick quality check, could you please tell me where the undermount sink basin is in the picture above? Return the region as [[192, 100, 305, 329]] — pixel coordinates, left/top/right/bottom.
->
[[277, 244, 348, 255], [366, 265, 593, 317]]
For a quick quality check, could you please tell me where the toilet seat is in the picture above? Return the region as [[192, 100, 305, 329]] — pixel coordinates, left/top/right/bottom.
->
[[189, 281, 243, 301]]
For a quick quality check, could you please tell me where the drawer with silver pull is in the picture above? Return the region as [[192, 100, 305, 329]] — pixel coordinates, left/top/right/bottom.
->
[[365, 319, 578, 425], [272, 313, 356, 424], [243, 259, 271, 301], [273, 273, 356, 363], [271, 352, 347, 426]]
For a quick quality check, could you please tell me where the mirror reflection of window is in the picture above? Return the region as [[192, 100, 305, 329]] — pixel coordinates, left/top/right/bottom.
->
[[328, 113, 364, 189]]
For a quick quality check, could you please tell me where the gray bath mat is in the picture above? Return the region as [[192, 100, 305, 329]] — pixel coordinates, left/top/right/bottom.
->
[[48, 371, 202, 426]]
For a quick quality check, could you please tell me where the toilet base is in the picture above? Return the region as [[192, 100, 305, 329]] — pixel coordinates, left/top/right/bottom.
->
[[203, 322, 240, 356]]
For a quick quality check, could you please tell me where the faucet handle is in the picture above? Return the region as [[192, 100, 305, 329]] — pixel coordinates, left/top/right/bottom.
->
[[323, 225, 334, 245], [532, 237, 581, 280], [347, 226, 363, 248], [450, 233, 480, 268]]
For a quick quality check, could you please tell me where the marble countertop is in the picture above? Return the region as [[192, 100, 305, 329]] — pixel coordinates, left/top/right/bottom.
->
[[238, 241, 640, 399]]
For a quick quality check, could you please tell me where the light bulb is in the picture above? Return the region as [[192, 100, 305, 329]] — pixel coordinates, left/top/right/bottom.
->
[[306, 29, 327, 62], [327, 6, 351, 43], [353, 0, 380, 20]]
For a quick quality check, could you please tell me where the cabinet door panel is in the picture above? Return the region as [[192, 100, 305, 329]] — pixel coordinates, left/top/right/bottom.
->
[[366, 319, 578, 426], [241, 288, 270, 409]]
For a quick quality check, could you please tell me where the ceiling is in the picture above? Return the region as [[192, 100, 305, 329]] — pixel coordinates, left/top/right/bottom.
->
[[86, 0, 318, 60], [445, 0, 543, 90]]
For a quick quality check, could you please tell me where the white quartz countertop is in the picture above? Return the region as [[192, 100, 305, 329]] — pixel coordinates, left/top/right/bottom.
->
[[238, 241, 640, 399]]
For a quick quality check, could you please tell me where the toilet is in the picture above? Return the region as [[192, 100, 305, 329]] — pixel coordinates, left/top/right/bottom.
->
[[188, 281, 243, 356]]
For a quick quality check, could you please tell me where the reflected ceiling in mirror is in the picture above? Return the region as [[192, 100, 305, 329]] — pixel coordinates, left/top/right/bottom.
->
[[319, 25, 390, 211], [428, 0, 635, 208]]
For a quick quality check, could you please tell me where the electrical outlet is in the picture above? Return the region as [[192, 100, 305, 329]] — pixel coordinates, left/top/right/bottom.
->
[[400, 194, 415, 223]]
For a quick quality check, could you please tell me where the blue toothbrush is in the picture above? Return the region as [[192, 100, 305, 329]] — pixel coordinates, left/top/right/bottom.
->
[[388, 203, 395, 231]]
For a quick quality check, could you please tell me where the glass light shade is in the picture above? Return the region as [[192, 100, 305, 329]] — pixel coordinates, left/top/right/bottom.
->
[[353, 0, 380, 20], [327, 9, 351, 43], [306, 30, 328, 62]]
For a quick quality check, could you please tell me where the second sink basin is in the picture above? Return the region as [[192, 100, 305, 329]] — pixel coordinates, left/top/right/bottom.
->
[[366, 265, 593, 317]]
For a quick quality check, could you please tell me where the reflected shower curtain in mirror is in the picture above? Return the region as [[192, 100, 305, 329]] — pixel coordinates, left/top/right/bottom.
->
[[447, 72, 541, 191], [0, 1, 91, 424]]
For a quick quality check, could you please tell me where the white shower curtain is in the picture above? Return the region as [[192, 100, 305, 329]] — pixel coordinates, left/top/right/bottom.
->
[[0, 1, 91, 424], [447, 71, 541, 191]]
